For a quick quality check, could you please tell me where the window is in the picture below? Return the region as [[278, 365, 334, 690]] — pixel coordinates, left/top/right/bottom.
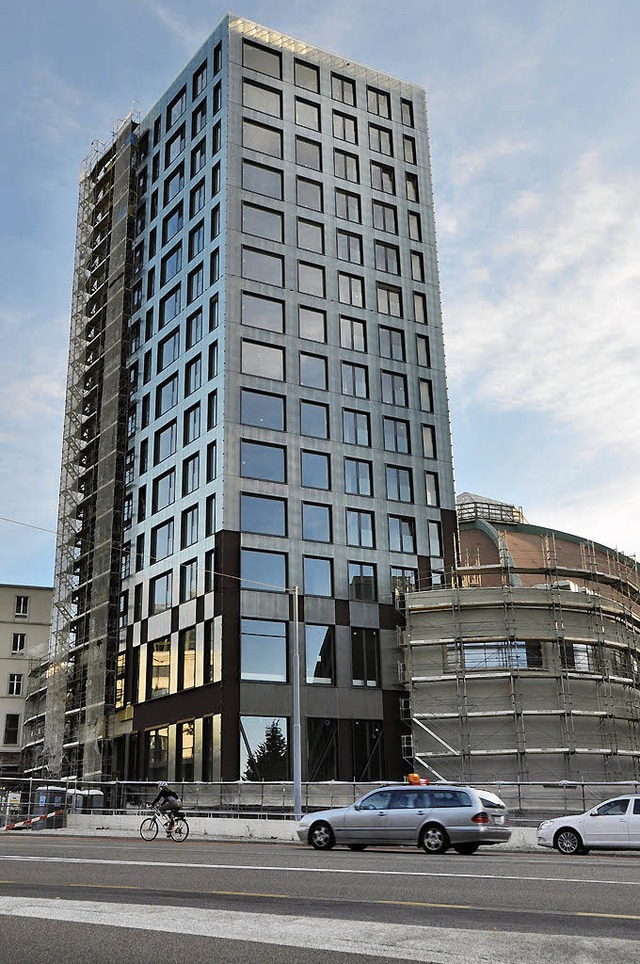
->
[[154, 420, 177, 464], [335, 189, 361, 222], [304, 556, 333, 596], [206, 391, 217, 429], [334, 149, 359, 182], [11, 633, 25, 653], [301, 450, 330, 489], [414, 291, 428, 324], [337, 230, 363, 264], [297, 177, 323, 212], [241, 388, 285, 431], [369, 123, 393, 155], [211, 204, 220, 240], [406, 172, 419, 202], [182, 453, 199, 496], [416, 334, 431, 367], [338, 272, 364, 307], [242, 619, 287, 682], [186, 309, 203, 349], [348, 562, 377, 601], [389, 516, 416, 553], [212, 162, 221, 196], [302, 502, 332, 542], [242, 160, 283, 199], [429, 520, 443, 557], [156, 374, 178, 417], [425, 471, 440, 506], [340, 316, 366, 352], [241, 493, 286, 536], [345, 458, 373, 496], [371, 161, 395, 194], [300, 352, 328, 389], [241, 440, 286, 482], [241, 340, 284, 381], [383, 416, 410, 453], [162, 203, 183, 243], [379, 326, 405, 360], [408, 211, 422, 240], [401, 98, 414, 126], [347, 508, 375, 548], [183, 403, 201, 443], [372, 200, 397, 233], [404, 135, 417, 164], [241, 292, 284, 332], [167, 87, 186, 128], [391, 566, 418, 593], [8, 674, 23, 696], [150, 572, 172, 614], [295, 59, 319, 92], [411, 251, 425, 282], [331, 73, 355, 105], [243, 79, 282, 118], [381, 371, 407, 405], [297, 218, 324, 253], [296, 136, 322, 170], [377, 283, 402, 317], [164, 164, 184, 204], [206, 441, 217, 482], [152, 469, 175, 512], [165, 124, 185, 166], [299, 305, 326, 342], [343, 409, 370, 446], [295, 97, 321, 131], [341, 361, 368, 398], [181, 505, 198, 549], [306, 626, 334, 684], [243, 119, 282, 158], [351, 628, 379, 687], [242, 202, 283, 242], [241, 549, 287, 592], [386, 465, 413, 502], [300, 400, 329, 438], [193, 61, 207, 98], [367, 87, 390, 118], [148, 637, 171, 698], [298, 261, 325, 297], [160, 244, 182, 286], [419, 379, 434, 412], [4, 714, 19, 745], [374, 241, 400, 274], [150, 519, 174, 564], [333, 111, 357, 143], [242, 247, 283, 286], [187, 264, 204, 303], [243, 40, 281, 79], [186, 220, 203, 261], [189, 179, 205, 216], [422, 423, 437, 459]]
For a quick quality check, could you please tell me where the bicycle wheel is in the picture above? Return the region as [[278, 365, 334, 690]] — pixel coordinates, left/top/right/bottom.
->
[[170, 818, 189, 842], [139, 817, 159, 841]]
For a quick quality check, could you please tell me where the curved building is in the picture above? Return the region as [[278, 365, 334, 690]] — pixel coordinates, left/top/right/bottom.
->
[[403, 495, 640, 783]]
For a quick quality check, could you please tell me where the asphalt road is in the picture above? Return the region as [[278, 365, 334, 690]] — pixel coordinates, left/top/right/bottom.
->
[[0, 834, 638, 963]]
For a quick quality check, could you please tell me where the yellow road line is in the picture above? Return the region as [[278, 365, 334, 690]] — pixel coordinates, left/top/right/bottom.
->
[[207, 890, 288, 899], [577, 912, 640, 922], [67, 884, 142, 890], [378, 899, 472, 910]]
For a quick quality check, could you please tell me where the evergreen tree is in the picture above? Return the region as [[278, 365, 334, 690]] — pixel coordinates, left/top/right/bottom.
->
[[244, 720, 288, 781]]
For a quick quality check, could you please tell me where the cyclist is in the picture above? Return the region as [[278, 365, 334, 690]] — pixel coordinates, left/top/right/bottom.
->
[[150, 781, 182, 835]]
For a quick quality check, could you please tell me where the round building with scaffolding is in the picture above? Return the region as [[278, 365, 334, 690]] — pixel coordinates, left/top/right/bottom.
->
[[402, 495, 640, 783]]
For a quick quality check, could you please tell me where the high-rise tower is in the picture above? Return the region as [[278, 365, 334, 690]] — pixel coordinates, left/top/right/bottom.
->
[[44, 15, 457, 783]]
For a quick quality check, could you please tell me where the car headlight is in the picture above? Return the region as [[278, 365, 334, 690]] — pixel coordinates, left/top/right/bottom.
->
[[537, 820, 554, 830]]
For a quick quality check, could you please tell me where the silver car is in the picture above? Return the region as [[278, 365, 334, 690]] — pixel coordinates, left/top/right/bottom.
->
[[537, 794, 640, 855], [298, 784, 511, 854]]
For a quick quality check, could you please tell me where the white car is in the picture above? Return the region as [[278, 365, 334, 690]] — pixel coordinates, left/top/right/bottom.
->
[[537, 794, 640, 855]]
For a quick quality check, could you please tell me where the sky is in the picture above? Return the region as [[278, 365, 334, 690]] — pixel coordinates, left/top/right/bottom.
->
[[0, 0, 639, 586]]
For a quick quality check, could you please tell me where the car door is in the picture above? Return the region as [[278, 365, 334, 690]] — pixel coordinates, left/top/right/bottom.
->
[[342, 789, 394, 845], [629, 799, 640, 848], [385, 789, 429, 843], [583, 798, 630, 847]]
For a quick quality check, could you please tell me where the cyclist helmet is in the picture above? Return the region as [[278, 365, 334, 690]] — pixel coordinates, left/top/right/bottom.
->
[[157, 781, 168, 788]]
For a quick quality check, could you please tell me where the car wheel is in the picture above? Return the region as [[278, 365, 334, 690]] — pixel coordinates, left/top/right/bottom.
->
[[309, 820, 335, 851], [554, 828, 585, 855], [454, 843, 479, 855], [420, 824, 449, 854], [347, 844, 367, 851]]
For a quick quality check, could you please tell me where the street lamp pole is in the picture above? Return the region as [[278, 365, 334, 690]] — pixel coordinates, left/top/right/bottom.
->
[[291, 584, 302, 820]]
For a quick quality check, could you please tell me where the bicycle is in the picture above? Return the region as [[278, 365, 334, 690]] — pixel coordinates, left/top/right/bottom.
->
[[139, 805, 189, 842]]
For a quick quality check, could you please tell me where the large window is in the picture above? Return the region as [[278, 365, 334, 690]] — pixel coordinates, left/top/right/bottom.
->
[[241, 549, 287, 592], [346, 509, 375, 548], [299, 306, 326, 342], [367, 87, 390, 118], [242, 160, 283, 199], [243, 40, 282, 79], [371, 161, 395, 194], [338, 273, 364, 307], [340, 316, 366, 352], [334, 149, 359, 182], [296, 137, 322, 170], [301, 450, 330, 489], [242, 247, 284, 286], [337, 230, 363, 264], [351, 628, 380, 687], [243, 80, 282, 118], [345, 458, 372, 496], [341, 361, 368, 398], [241, 292, 284, 332], [153, 469, 175, 512], [297, 176, 323, 211], [331, 73, 355, 105], [241, 440, 286, 482], [348, 562, 377, 601], [295, 97, 321, 130], [383, 417, 410, 453], [333, 111, 357, 143], [178, 628, 196, 690], [369, 123, 393, 155], [381, 370, 407, 405], [386, 465, 413, 502], [303, 556, 333, 596], [242, 202, 284, 242], [379, 327, 405, 360], [297, 218, 324, 254], [343, 409, 370, 446], [302, 503, 332, 542], [391, 567, 418, 593], [300, 400, 329, 438], [240, 716, 289, 781], [154, 421, 177, 464], [241, 388, 285, 430], [241, 619, 287, 682], [305, 626, 334, 685], [352, 720, 384, 781], [241, 340, 284, 380], [389, 516, 416, 553], [295, 59, 320, 92], [298, 262, 325, 297], [300, 352, 327, 389], [150, 520, 174, 563], [447, 641, 543, 672], [335, 189, 361, 223], [243, 119, 283, 157], [377, 284, 403, 317], [241, 493, 287, 536], [372, 200, 397, 233], [148, 637, 171, 698]]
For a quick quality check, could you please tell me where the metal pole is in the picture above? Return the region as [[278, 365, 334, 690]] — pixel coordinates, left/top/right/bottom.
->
[[291, 585, 302, 821]]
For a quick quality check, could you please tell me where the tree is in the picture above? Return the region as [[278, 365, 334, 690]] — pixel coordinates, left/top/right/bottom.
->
[[244, 720, 288, 781]]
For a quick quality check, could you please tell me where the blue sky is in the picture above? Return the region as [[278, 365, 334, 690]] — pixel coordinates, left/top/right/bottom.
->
[[1, 0, 639, 586]]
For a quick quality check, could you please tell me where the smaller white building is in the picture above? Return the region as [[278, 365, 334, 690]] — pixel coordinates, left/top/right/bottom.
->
[[0, 584, 52, 775]]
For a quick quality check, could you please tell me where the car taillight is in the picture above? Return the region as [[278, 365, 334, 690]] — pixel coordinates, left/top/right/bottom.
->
[[471, 811, 489, 824]]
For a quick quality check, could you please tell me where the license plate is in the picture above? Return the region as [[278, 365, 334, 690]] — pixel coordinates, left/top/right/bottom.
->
[[492, 814, 505, 825]]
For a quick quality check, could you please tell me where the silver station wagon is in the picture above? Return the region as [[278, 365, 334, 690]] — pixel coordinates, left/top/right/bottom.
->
[[298, 784, 511, 854]]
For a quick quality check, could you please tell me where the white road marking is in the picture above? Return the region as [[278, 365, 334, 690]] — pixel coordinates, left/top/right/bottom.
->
[[0, 896, 637, 964], [0, 854, 638, 888]]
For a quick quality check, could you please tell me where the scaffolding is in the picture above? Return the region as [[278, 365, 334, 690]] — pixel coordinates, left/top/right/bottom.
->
[[43, 112, 139, 780], [402, 533, 640, 784]]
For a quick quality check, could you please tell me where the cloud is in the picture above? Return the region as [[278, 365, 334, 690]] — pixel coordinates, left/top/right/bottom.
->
[[141, 0, 211, 52]]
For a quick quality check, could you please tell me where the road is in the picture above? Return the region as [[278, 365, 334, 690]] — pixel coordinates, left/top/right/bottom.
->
[[0, 834, 638, 963]]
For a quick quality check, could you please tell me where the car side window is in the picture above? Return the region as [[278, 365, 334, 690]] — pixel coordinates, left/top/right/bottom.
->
[[596, 798, 630, 816], [634, 800, 640, 815], [480, 796, 504, 810], [389, 790, 422, 809], [430, 790, 472, 808], [359, 790, 392, 810]]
